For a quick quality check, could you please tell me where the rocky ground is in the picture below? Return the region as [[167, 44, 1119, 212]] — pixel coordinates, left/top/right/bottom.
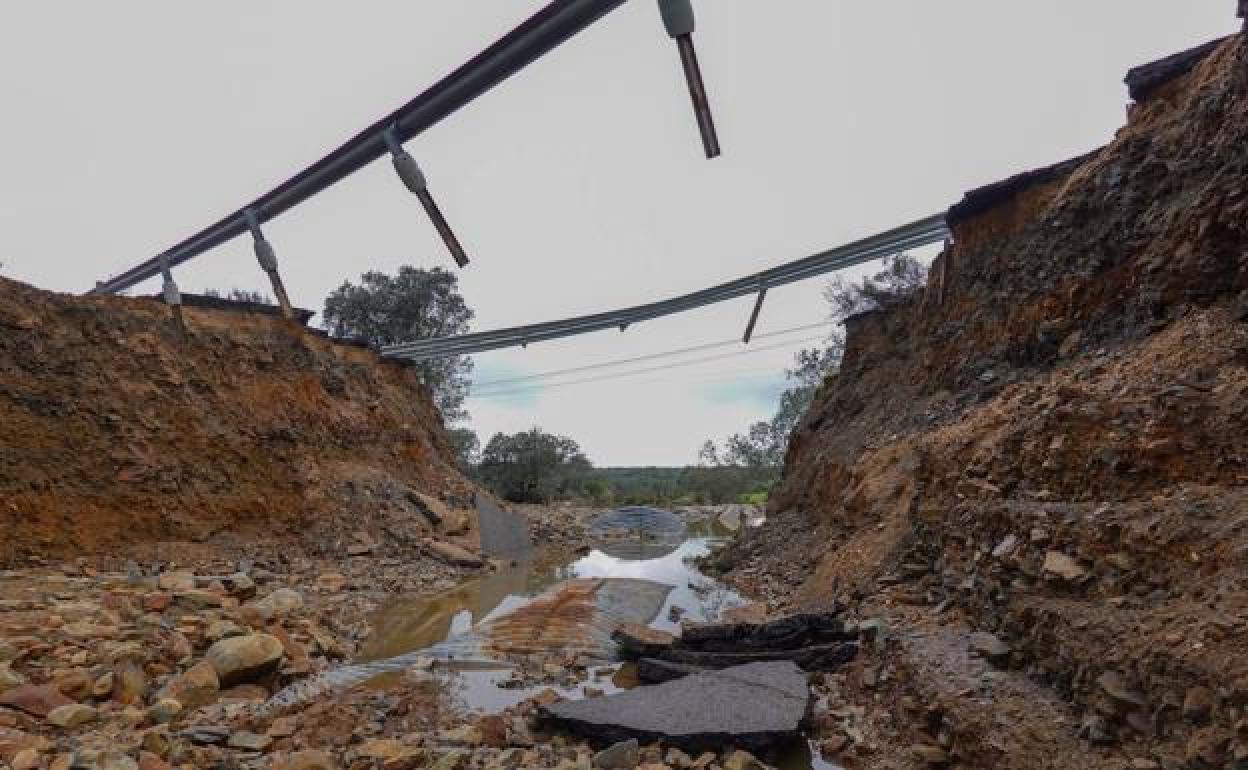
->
[[0, 505, 788, 770], [714, 26, 1248, 770]]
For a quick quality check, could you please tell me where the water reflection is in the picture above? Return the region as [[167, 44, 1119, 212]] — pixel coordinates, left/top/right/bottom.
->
[[361, 532, 743, 663], [358, 515, 840, 770]]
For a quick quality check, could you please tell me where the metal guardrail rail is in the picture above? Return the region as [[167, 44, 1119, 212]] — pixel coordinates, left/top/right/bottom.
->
[[89, 0, 634, 296], [382, 213, 950, 361]]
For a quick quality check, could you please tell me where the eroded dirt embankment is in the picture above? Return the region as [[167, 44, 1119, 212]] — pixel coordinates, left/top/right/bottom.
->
[[719, 33, 1248, 769], [0, 278, 476, 568]]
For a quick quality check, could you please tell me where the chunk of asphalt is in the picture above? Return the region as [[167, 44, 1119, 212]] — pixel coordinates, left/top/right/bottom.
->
[[541, 661, 810, 752], [636, 657, 707, 684], [476, 495, 533, 560]]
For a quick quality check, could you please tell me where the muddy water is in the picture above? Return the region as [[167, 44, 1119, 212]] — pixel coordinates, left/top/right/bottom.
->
[[360, 516, 843, 770]]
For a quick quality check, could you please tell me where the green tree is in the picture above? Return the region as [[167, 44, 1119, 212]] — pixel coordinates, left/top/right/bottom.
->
[[583, 478, 612, 505], [477, 428, 592, 503], [707, 253, 927, 469], [824, 252, 929, 318], [323, 266, 474, 423], [447, 428, 481, 469]]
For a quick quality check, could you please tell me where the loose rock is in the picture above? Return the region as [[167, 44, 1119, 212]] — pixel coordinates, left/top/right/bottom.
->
[[205, 633, 284, 687]]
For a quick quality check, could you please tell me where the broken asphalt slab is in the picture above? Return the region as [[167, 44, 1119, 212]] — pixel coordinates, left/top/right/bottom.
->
[[614, 611, 859, 678], [540, 661, 810, 752], [476, 495, 533, 560]]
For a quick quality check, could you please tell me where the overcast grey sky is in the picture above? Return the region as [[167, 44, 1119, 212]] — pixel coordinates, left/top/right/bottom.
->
[[0, 2, 1235, 465]]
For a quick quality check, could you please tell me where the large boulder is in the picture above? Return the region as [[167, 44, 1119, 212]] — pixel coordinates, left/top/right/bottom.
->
[[205, 634, 284, 687]]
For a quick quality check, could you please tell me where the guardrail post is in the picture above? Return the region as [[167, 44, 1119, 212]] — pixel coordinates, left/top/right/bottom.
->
[[939, 239, 954, 306], [244, 210, 295, 320], [658, 0, 720, 159], [383, 128, 470, 268], [742, 282, 768, 344], [158, 257, 187, 338]]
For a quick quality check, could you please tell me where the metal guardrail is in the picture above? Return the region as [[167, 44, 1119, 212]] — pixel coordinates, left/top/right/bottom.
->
[[382, 213, 950, 360], [89, 0, 633, 296]]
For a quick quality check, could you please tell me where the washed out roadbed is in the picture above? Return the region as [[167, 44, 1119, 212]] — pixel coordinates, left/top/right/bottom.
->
[[0, 504, 800, 770]]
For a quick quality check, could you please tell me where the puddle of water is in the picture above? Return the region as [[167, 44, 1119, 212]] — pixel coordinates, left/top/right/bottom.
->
[[358, 515, 841, 769], [360, 519, 744, 706]]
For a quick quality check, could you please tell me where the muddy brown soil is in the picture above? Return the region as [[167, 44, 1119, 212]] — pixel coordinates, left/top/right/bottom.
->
[[0, 277, 477, 568]]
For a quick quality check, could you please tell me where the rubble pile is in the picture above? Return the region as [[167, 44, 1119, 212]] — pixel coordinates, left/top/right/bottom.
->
[[719, 29, 1248, 770], [0, 552, 491, 769]]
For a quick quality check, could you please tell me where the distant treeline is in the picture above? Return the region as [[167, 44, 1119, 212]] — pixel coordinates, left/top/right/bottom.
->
[[465, 427, 776, 506], [580, 466, 776, 506]]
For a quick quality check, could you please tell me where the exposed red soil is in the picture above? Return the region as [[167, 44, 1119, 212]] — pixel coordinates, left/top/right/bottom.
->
[[0, 279, 476, 568]]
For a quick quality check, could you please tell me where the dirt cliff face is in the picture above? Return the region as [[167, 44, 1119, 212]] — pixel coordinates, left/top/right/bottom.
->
[[0, 278, 475, 567], [721, 33, 1248, 769]]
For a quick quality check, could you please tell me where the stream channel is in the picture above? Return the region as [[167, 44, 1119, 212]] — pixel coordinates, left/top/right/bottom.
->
[[358, 510, 842, 770]]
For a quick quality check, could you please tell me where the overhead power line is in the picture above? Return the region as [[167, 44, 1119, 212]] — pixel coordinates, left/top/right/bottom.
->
[[472, 363, 792, 399], [471, 333, 826, 397], [471, 320, 833, 389]]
